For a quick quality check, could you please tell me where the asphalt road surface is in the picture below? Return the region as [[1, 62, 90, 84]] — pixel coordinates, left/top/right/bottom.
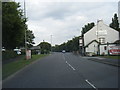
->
[[3, 52, 119, 88]]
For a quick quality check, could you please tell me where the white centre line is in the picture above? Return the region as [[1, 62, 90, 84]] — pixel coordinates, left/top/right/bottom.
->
[[66, 61, 76, 71], [65, 60, 68, 63], [85, 79, 97, 90], [63, 54, 65, 61], [68, 64, 76, 70], [63, 54, 76, 71]]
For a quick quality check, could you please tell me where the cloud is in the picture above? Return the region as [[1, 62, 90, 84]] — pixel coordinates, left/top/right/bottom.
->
[[15, 1, 118, 46]]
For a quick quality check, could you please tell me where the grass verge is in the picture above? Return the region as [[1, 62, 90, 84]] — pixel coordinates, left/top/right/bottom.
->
[[2, 54, 48, 80]]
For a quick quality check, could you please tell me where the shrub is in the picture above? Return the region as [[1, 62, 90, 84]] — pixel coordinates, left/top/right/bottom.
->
[[2, 50, 18, 61]]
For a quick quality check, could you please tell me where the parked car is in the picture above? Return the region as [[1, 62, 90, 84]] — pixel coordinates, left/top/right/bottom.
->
[[62, 50, 66, 53], [13, 48, 21, 55], [86, 52, 95, 56], [2, 48, 6, 51]]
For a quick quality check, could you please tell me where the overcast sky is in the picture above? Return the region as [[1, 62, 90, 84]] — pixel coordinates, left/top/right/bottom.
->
[[14, 0, 119, 46]]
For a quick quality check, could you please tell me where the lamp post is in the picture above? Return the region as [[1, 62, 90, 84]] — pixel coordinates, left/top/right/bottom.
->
[[24, 0, 27, 59], [50, 35, 52, 53]]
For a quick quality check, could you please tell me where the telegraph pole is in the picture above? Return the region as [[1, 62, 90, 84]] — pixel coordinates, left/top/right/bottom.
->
[[50, 35, 52, 52], [24, 0, 27, 59]]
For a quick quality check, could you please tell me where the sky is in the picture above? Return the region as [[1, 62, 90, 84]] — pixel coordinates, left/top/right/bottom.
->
[[14, 0, 119, 46]]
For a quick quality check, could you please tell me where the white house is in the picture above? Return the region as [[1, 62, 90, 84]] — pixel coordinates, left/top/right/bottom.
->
[[83, 20, 119, 55]]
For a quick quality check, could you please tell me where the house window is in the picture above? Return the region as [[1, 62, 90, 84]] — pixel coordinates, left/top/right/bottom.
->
[[104, 46, 107, 50], [99, 38, 105, 44]]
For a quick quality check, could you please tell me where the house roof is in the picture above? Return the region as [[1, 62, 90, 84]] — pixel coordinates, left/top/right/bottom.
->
[[84, 40, 99, 48]]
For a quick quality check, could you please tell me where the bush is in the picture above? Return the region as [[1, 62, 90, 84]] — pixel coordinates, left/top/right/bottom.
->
[[2, 50, 19, 61]]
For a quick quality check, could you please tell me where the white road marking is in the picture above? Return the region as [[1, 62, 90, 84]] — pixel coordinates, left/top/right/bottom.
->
[[85, 79, 97, 90], [66, 61, 76, 71], [63, 54, 65, 61], [68, 64, 76, 71], [66, 61, 68, 63], [63, 54, 76, 71]]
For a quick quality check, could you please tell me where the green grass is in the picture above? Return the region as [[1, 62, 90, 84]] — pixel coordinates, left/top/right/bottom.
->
[[2, 54, 48, 80], [100, 56, 120, 60]]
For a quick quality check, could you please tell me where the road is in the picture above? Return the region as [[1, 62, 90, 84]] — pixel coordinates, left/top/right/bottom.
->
[[3, 53, 118, 88]]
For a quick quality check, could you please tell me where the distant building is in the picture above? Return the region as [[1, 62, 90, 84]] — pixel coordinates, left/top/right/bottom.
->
[[83, 20, 119, 56], [30, 46, 41, 55]]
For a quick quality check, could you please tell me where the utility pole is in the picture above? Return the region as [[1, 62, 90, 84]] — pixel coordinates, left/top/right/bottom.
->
[[24, 0, 27, 59], [50, 35, 52, 52]]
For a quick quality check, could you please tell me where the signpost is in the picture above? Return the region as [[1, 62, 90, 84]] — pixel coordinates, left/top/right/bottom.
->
[[26, 50, 31, 60]]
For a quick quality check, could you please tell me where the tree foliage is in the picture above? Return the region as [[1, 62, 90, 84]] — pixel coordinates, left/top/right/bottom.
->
[[38, 42, 51, 54], [81, 22, 95, 36], [109, 13, 119, 31], [2, 2, 35, 49], [53, 36, 79, 52], [26, 30, 35, 48], [2, 2, 26, 49]]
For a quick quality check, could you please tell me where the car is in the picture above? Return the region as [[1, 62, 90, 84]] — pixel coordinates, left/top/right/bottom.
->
[[2, 48, 5, 51], [14, 48, 21, 55], [62, 50, 66, 53]]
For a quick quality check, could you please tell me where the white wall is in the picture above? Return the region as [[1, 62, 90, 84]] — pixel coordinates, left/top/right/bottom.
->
[[84, 26, 97, 46], [100, 45, 108, 55], [84, 20, 119, 54], [100, 44, 117, 55], [86, 42, 98, 54], [99, 22, 119, 43]]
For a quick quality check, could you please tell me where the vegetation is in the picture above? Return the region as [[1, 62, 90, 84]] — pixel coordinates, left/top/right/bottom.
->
[[81, 22, 95, 36], [109, 13, 119, 31], [26, 30, 35, 48], [109, 13, 120, 40], [2, 54, 48, 80], [2, 2, 35, 49], [38, 42, 51, 54], [52, 36, 79, 52], [2, 50, 18, 61], [2, 2, 26, 49]]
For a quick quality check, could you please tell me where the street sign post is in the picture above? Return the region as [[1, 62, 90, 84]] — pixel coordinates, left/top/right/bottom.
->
[[26, 50, 31, 60]]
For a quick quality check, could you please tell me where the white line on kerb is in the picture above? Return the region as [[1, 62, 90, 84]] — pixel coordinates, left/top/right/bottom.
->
[[85, 79, 97, 90]]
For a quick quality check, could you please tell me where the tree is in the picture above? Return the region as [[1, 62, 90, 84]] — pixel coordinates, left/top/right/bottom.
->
[[2, 2, 26, 49], [38, 42, 51, 54], [81, 22, 95, 36], [53, 36, 80, 52], [26, 30, 35, 48], [109, 13, 119, 31]]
